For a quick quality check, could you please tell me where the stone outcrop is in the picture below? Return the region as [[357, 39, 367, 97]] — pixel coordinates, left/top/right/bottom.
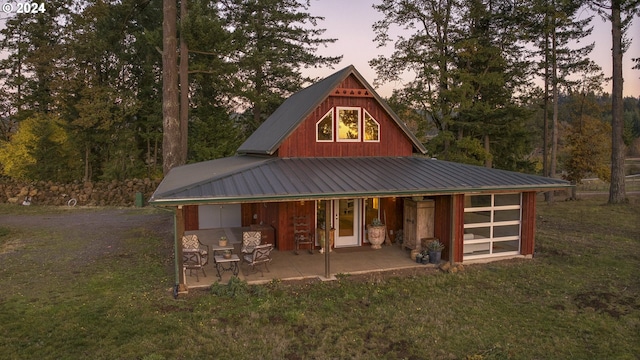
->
[[0, 178, 160, 207]]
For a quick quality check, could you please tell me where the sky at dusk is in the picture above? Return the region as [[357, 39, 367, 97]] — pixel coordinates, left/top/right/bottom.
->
[[0, 1, 637, 98], [303, 0, 640, 98]]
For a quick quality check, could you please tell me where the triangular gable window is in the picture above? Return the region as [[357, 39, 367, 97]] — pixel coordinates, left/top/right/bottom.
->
[[364, 110, 379, 142], [316, 109, 334, 142], [315, 107, 381, 143]]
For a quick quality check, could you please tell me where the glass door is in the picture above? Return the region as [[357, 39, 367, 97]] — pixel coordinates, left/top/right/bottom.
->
[[333, 199, 360, 247]]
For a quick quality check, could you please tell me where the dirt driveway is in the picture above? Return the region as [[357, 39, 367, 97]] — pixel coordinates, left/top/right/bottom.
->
[[0, 207, 175, 260]]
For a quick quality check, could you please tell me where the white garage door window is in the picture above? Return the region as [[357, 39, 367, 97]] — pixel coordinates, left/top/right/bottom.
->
[[463, 193, 521, 259]]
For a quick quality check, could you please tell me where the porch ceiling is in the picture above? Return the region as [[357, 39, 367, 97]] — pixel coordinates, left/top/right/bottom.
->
[[149, 155, 571, 206]]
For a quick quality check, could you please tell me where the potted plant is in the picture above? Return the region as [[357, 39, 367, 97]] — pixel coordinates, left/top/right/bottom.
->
[[426, 239, 444, 264], [415, 252, 423, 263], [219, 235, 228, 247], [367, 218, 386, 249], [223, 249, 232, 259], [420, 249, 430, 264]]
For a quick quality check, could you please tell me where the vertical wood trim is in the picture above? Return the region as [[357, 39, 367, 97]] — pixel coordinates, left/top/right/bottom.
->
[[241, 203, 252, 226], [452, 194, 465, 263], [381, 197, 401, 243], [434, 196, 452, 261], [520, 192, 537, 255]]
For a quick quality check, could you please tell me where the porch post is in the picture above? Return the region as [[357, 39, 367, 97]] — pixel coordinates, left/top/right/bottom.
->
[[175, 206, 187, 294], [324, 200, 331, 278]]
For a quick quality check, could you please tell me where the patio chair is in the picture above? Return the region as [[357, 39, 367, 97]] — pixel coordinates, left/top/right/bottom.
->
[[182, 234, 209, 281], [293, 215, 313, 254], [242, 243, 273, 276], [241, 230, 262, 258]]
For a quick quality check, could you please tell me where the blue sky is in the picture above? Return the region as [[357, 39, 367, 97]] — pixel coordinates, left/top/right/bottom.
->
[[304, 0, 640, 98]]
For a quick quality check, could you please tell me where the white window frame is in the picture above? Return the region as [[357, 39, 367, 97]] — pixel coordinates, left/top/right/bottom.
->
[[336, 106, 361, 142], [463, 193, 521, 260], [363, 110, 380, 142], [316, 109, 334, 142]]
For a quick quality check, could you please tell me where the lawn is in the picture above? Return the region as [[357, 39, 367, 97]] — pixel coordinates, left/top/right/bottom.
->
[[0, 196, 638, 359]]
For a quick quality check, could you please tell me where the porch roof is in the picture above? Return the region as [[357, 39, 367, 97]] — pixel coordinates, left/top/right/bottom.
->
[[149, 155, 571, 206]]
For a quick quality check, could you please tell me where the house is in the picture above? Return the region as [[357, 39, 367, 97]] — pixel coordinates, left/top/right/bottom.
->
[[150, 65, 570, 289]]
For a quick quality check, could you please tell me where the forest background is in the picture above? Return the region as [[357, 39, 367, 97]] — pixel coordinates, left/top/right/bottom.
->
[[0, 0, 639, 195]]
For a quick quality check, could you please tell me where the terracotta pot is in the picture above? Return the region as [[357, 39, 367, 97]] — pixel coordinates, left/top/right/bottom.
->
[[219, 238, 228, 247]]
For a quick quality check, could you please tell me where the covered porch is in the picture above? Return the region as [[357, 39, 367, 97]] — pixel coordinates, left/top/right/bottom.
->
[[181, 227, 428, 288]]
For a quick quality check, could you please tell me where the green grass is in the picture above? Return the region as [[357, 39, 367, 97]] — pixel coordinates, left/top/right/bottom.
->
[[1, 197, 639, 359]]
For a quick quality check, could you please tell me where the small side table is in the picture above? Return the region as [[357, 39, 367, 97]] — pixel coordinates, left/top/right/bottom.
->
[[214, 254, 240, 279], [210, 244, 235, 257]]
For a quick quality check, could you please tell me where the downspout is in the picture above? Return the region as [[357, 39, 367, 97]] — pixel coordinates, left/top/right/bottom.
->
[[324, 200, 331, 279]]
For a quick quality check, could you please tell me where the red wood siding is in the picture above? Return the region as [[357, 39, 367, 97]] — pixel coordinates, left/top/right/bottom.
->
[[434, 196, 454, 262], [278, 75, 415, 157], [381, 197, 403, 243], [241, 203, 279, 229], [451, 194, 465, 263], [520, 192, 537, 255], [277, 201, 316, 251], [184, 205, 199, 231]]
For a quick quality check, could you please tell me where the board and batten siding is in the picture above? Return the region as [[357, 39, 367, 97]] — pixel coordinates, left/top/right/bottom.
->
[[520, 192, 537, 256], [277, 76, 415, 157]]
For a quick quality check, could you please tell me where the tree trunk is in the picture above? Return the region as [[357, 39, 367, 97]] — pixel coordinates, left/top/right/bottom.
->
[[484, 134, 492, 168], [179, 0, 189, 164], [162, 0, 181, 175], [608, 2, 626, 204], [543, 16, 551, 202], [548, 15, 559, 204]]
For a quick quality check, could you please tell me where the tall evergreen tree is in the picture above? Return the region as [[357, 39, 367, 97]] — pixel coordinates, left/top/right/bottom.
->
[[448, 0, 534, 170], [372, 0, 535, 170], [590, 0, 640, 204], [371, 0, 460, 158], [219, 0, 341, 135], [180, 0, 242, 161], [523, 0, 597, 201], [0, 0, 70, 120]]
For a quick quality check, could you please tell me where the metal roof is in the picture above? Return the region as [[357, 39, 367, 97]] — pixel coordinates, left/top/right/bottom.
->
[[236, 65, 427, 155], [149, 156, 571, 206]]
